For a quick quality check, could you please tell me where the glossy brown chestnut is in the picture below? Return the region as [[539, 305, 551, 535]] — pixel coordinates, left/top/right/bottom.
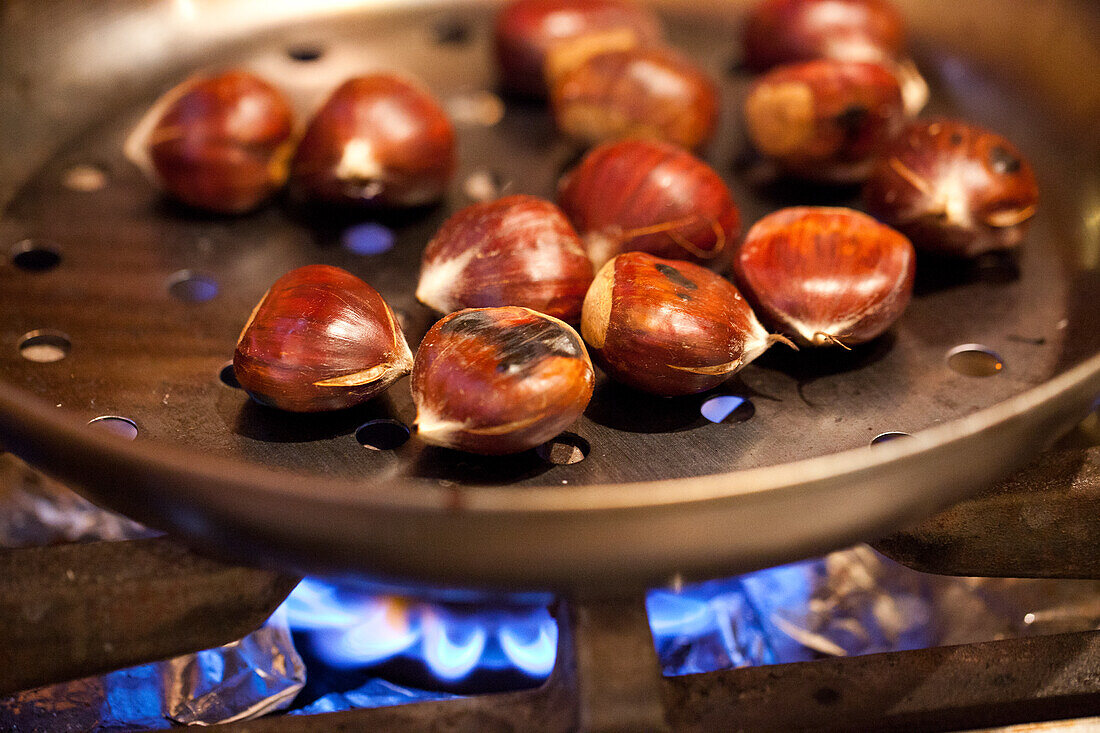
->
[[494, 0, 662, 98], [411, 307, 594, 454], [864, 119, 1040, 257], [549, 46, 719, 150], [743, 59, 905, 183], [742, 0, 905, 72], [289, 75, 456, 209], [558, 139, 741, 268], [416, 195, 594, 321], [734, 207, 915, 347], [582, 252, 786, 396], [234, 265, 413, 412], [125, 70, 295, 214]]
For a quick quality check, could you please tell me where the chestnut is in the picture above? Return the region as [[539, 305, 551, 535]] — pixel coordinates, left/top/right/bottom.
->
[[558, 139, 741, 268], [416, 195, 594, 322], [548, 45, 719, 150], [124, 70, 295, 214], [743, 59, 905, 183], [742, 0, 905, 72], [733, 207, 915, 347], [289, 75, 456, 209], [234, 265, 413, 412], [411, 307, 594, 454], [741, 0, 926, 116], [581, 252, 788, 396], [494, 0, 663, 98], [863, 119, 1040, 257]]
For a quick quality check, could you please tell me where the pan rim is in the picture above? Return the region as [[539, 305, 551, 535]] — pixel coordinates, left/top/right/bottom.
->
[[2, 351, 1096, 515]]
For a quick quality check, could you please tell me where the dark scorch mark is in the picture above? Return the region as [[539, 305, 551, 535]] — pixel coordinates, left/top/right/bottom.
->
[[655, 263, 697, 290]]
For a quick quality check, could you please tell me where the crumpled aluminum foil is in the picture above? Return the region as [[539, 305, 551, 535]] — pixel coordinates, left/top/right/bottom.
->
[[655, 544, 1100, 676], [0, 453, 154, 547]]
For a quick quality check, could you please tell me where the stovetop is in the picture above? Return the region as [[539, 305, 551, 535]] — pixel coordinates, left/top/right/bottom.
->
[[1, 410, 1098, 731]]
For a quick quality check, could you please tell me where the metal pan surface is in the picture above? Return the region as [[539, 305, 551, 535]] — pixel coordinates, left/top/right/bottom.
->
[[0, 0, 1097, 594]]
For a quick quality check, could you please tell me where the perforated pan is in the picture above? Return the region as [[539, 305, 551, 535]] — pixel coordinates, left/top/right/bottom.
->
[[0, 0, 1098, 595]]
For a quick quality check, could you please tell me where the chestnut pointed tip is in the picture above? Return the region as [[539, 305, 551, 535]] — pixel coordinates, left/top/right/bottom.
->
[[811, 332, 852, 350], [769, 333, 799, 351]]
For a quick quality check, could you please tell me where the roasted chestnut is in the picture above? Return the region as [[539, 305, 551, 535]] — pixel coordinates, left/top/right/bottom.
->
[[741, 0, 926, 116], [863, 119, 1040, 257], [289, 75, 456, 209], [742, 0, 905, 72], [234, 265, 413, 412], [582, 252, 788, 395], [416, 195, 594, 322], [733, 207, 915, 347], [548, 45, 719, 150], [743, 59, 905, 183], [411, 307, 594, 454], [494, 0, 662, 98], [558, 139, 741, 268], [124, 70, 295, 214]]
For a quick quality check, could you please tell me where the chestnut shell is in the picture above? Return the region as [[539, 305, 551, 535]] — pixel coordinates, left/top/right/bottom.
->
[[550, 46, 719, 150], [289, 75, 456, 209], [416, 195, 594, 321], [411, 307, 594, 455], [742, 0, 906, 72], [733, 207, 915, 347], [558, 139, 741, 268], [234, 265, 413, 412], [743, 59, 905, 183], [493, 0, 663, 98], [582, 252, 777, 396], [863, 118, 1040, 257], [137, 70, 296, 214]]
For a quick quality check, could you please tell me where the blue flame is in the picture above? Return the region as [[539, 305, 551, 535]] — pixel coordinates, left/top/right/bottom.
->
[[280, 556, 822, 685], [498, 612, 558, 677], [421, 610, 488, 681]]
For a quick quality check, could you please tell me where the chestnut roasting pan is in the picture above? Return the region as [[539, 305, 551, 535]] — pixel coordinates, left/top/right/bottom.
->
[[0, 0, 1098, 596]]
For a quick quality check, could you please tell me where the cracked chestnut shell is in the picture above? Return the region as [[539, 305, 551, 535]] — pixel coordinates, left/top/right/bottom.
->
[[733, 207, 915, 347], [412, 307, 594, 455], [416, 195, 594, 321], [289, 75, 456, 209], [234, 265, 413, 412], [494, 0, 663, 98], [582, 252, 785, 395], [863, 118, 1040, 257], [558, 139, 741, 269], [549, 46, 719, 150], [744, 59, 905, 183], [125, 70, 295, 214], [742, 0, 905, 72]]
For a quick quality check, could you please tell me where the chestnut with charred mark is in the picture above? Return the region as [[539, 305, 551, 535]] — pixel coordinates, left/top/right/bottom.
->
[[417, 195, 593, 321], [234, 265, 413, 412], [558, 139, 741, 268], [125, 70, 295, 214], [864, 119, 1040, 257], [582, 252, 787, 396], [743, 59, 905, 183], [494, 0, 663, 98], [549, 45, 719, 150], [411, 307, 594, 454], [742, 0, 905, 72], [289, 75, 456, 209], [733, 207, 915, 347]]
